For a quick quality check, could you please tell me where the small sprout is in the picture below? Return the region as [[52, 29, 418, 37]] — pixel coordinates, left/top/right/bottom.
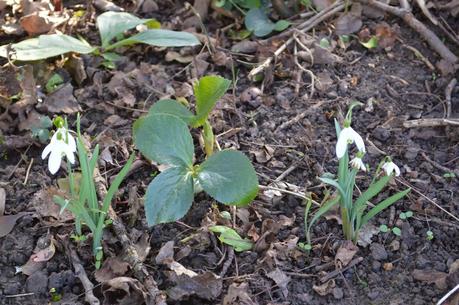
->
[[399, 210, 414, 220], [319, 38, 331, 49], [392, 227, 402, 236], [360, 36, 378, 49], [49, 288, 62, 302], [426, 230, 434, 241], [340, 35, 350, 43], [298, 242, 312, 251], [379, 224, 389, 233], [443, 172, 456, 179], [219, 211, 232, 220], [45, 73, 64, 93]]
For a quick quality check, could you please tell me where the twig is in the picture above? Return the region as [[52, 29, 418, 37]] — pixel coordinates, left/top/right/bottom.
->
[[359, 0, 458, 63], [275, 100, 329, 132], [421, 152, 459, 178], [219, 246, 234, 277], [414, 0, 438, 25], [293, 39, 315, 99], [396, 177, 459, 223], [22, 158, 33, 185], [320, 257, 363, 283], [248, 2, 345, 79], [445, 78, 457, 119], [402, 45, 435, 71], [403, 118, 459, 128], [63, 239, 100, 305], [437, 283, 459, 305]]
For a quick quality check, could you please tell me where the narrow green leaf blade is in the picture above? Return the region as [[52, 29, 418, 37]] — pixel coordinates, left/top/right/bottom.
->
[[319, 177, 346, 198], [97, 12, 151, 47], [360, 188, 411, 227], [0, 34, 95, 61], [144, 167, 194, 226], [197, 150, 258, 206], [192, 76, 231, 127], [106, 29, 200, 50], [133, 114, 194, 167], [148, 99, 195, 124], [209, 225, 253, 252]]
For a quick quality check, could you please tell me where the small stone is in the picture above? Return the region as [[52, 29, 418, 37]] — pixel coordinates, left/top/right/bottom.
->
[[383, 262, 394, 271], [389, 240, 400, 251], [4, 282, 21, 295], [48, 270, 76, 290], [370, 243, 388, 261], [372, 127, 390, 141], [372, 260, 381, 271], [26, 271, 48, 294], [368, 291, 379, 299], [404, 146, 420, 161], [333, 287, 344, 299]]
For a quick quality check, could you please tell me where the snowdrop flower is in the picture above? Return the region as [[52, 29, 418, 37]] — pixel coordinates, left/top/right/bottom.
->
[[42, 127, 76, 174], [382, 160, 400, 177], [350, 156, 366, 172], [336, 126, 365, 159]]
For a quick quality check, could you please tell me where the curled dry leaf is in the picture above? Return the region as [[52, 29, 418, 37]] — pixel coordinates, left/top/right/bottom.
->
[[155, 240, 175, 265], [20, 235, 55, 275], [37, 83, 82, 114], [335, 3, 363, 35], [335, 241, 358, 267], [313, 279, 336, 296], [95, 257, 130, 283], [267, 268, 291, 298], [223, 282, 257, 305], [102, 277, 149, 305], [32, 188, 74, 222], [412, 269, 448, 289]]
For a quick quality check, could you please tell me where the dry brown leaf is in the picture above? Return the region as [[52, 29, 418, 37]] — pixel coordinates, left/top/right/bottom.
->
[[32, 188, 74, 222], [94, 0, 124, 12], [223, 282, 257, 305], [335, 241, 358, 267], [20, 13, 52, 35], [133, 233, 151, 262], [165, 51, 194, 63], [20, 235, 54, 275], [10, 65, 37, 114], [102, 277, 149, 305], [167, 271, 222, 301], [31, 238, 56, 262], [412, 269, 448, 289], [0, 212, 29, 238], [95, 257, 130, 283], [313, 279, 336, 296], [267, 268, 291, 298], [375, 22, 397, 49], [155, 240, 175, 265]]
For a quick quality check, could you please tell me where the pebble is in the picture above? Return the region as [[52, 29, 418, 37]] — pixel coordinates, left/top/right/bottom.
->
[[333, 287, 344, 299], [26, 271, 48, 294], [372, 260, 382, 271], [48, 270, 76, 290], [389, 240, 400, 251], [368, 291, 379, 299], [372, 126, 391, 141], [404, 146, 420, 160], [370, 243, 388, 261]]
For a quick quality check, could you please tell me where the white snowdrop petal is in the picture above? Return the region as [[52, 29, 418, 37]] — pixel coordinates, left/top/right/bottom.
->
[[48, 149, 62, 174], [41, 143, 53, 159], [336, 128, 353, 159], [351, 129, 366, 153], [394, 164, 401, 176]]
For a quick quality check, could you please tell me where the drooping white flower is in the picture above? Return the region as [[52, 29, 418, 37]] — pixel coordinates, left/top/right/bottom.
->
[[336, 127, 365, 159], [350, 157, 366, 172], [42, 127, 76, 174], [382, 161, 400, 177]]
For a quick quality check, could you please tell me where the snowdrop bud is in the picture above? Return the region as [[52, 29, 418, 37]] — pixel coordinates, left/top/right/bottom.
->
[[42, 127, 76, 174], [350, 157, 366, 172], [382, 161, 400, 177]]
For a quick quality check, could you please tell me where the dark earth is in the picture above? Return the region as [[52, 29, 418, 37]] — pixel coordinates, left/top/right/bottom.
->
[[0, 0, 458, 304]]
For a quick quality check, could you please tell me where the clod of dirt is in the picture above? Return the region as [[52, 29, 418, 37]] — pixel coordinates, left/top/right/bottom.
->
[[313, 279, 335, 296], [370, 243, 388, 261], [37, 83, 81, 114], [241, 87, 263, 108], [48, 270, 76, 291], [26, 270, 48, 294], [332, 287, 344, 299]]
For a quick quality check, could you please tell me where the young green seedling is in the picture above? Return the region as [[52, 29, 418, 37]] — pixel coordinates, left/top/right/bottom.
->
[[42, 115, 134, 268], [133, 75, 259, 226], [0, 12, 199, 62], [379, 224, 401, 236], [305, 103, 411, 244], [209, 225, 253, 252]]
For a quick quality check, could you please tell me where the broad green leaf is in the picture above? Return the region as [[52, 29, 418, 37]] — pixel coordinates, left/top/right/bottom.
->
[[0, 34, 95, 61], [238, 0, 261, 8], [392, 227, 401, 236], [144, 167, 194, 226], [360, 188, 411, 227], [209, 225, 253, 252], [192, 76, 231, 127], [133, 114, 194, 167], [274, 20, 290, 32], [105, 29, 200, 51], [148, 99, 195, 124], [96, 12, 151, 47], [197, 150, 258, 206], [245, 8, 275, 37]]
